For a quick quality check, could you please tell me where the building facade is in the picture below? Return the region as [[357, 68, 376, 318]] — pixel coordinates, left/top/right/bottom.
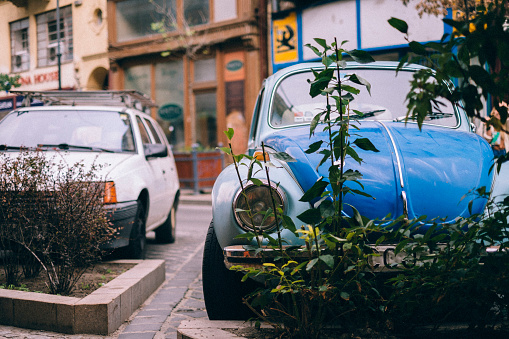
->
[[0, 0, 109, 91], [270, 0, 450, 72], [0, 0, 109, 118], [106, 0, 267, 152]]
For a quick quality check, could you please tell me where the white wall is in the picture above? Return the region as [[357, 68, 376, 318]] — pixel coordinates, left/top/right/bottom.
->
[[300, 0, 445, 61], [302, 0, 358, 60], [360, 0, 444, 49]]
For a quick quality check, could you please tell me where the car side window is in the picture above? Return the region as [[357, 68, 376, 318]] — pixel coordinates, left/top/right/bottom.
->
[[136, 116, 151, 144], [144, 118, 163, 144]]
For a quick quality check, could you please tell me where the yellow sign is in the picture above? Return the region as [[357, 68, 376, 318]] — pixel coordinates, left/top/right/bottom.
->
[[453, 10, 477, 33], [273, 12, 298, 64]]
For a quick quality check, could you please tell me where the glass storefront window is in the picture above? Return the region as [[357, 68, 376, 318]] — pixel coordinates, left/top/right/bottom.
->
[[116, 0, 176, 42], [155, 60, 185, 149], [194, 58, 216, 82], [184, 0, 209, 26], [124, 64, 152, 97], [195, 92, 217, 148]]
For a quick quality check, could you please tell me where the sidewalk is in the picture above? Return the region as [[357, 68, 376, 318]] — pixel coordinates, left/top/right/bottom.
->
[[179, 189, 212, 206]]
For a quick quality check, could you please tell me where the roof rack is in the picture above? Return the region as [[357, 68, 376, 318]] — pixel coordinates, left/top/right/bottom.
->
[[10, 90, 158, 111]]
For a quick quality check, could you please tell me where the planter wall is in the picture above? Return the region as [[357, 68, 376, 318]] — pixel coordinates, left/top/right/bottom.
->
[[174, 150, 224, 194]]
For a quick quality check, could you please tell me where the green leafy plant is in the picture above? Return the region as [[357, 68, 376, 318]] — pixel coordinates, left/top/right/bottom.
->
[[0, 74, 21, 93], [222, 38, 401, 338], [388, 1, 509, 127]]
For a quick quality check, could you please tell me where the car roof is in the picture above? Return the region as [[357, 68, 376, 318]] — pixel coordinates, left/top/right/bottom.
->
[[9, 105, 153, 118], [9, 90, 156, 114]]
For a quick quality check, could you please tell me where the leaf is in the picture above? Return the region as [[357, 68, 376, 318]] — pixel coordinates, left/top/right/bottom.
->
[[218, 146, 231, 155], [314, 38, 328, 49], [340, 291, 350, 300], [346, 49, 375, 64], [306, 258, 319, 271], [271, 152, 296, 163], [348, 74, 372, 95], [281, 214, 297, 232], [320, 254, 335, 268], [300, 178, 329, 202], [305, 43, 322, 57], [409, 41, 427, 56], [250, 178, 264, 186], [297, 208, 322, 225], [388, 17, 408, 34], [353, 138, 379, 152], [224, 128, 234, 140], [306, 141, 323, 154]]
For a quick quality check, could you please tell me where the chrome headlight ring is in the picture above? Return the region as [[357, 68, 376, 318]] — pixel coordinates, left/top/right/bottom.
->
[[233, 180, 286, 233]]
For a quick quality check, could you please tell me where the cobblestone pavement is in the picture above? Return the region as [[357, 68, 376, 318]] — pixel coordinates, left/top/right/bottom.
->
[[0, 203, 211, 339]]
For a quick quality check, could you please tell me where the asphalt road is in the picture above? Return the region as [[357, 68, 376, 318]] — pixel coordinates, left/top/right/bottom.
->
[[0, 202, 213, 339]]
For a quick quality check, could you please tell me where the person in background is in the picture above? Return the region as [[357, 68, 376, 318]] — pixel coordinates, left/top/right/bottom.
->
[[484, 105, 507, 158]]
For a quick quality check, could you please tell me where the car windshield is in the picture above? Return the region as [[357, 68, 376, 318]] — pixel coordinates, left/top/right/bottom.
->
[[270, 68, 459, 128], [0, 110, 136, 153]]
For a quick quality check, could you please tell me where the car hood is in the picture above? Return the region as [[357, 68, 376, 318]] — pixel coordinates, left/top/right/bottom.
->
[[263, 121, 494, 228]]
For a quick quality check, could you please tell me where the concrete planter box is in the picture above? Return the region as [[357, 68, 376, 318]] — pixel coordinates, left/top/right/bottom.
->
[[0, 259, 165, 335]]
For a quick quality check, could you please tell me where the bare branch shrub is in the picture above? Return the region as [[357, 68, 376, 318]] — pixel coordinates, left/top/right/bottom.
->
[[0, 150, 115, 295]]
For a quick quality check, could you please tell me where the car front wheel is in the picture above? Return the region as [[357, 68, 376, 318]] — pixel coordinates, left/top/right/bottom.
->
[[126, 200, 146, 259], [155, 204, 176, 244], [202, 220, 258, 320]]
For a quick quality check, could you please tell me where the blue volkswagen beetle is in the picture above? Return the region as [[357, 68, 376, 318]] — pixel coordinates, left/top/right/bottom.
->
[[202, 61, 495, 320]]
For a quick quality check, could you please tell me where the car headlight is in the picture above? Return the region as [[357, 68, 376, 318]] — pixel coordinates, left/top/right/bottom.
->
[[233, 181, 285, 232]]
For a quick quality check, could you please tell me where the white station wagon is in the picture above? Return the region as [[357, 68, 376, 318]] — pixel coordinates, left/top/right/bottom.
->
[[0, 90, 180, 258]]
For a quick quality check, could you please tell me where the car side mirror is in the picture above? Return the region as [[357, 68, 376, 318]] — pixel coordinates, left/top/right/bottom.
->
[[144, 144, 168, 158]]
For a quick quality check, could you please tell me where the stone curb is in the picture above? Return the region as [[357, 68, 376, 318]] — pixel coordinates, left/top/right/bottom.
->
[[177, 319, 272, 339], [0, 259, 165, 335]]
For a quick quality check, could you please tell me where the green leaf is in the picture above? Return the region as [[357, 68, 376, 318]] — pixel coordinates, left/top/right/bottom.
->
[[306, 258, 319, 271], [409, 41, 427, 56], [271, 152, 296, 162], [218, 146, 231, 155], [353, 138, 379, 152], [340, 291, 350, 300], [305, 43, 322, 57], [305, 141, 323, 154], [300, 178, 329, 202], [281, 215, 297, 232], [297, 208, 322, 225], [345, 146, 362, 165], [320, 254, 335, 268], [224, 128, 234, 140], [346, 49, 375, 64], [250, 178, 264, 186], [388, 17, 408, 34], [348, 74, 372, 95], [309, 113, 322, 137], [314, 38, 328, 49]]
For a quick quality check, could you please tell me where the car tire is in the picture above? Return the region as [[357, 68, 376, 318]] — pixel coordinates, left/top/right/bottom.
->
[[202, 220, 258, 320], [155, 204, 176, 244], [126, 200, 146, 259]]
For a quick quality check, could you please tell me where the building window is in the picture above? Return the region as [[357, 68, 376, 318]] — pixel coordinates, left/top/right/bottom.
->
[[194, 58, 216, 82], [124, 64, 152, 96], [184, 0, 209, 26], [155, 60, 185, 149], [195, 91, 217, 148], [36, 6, 73, 67], [116, 0, 176, 42], [193, 57, 217, 148], [214, 0, 237, 22], [10, 18, 30, 73]]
